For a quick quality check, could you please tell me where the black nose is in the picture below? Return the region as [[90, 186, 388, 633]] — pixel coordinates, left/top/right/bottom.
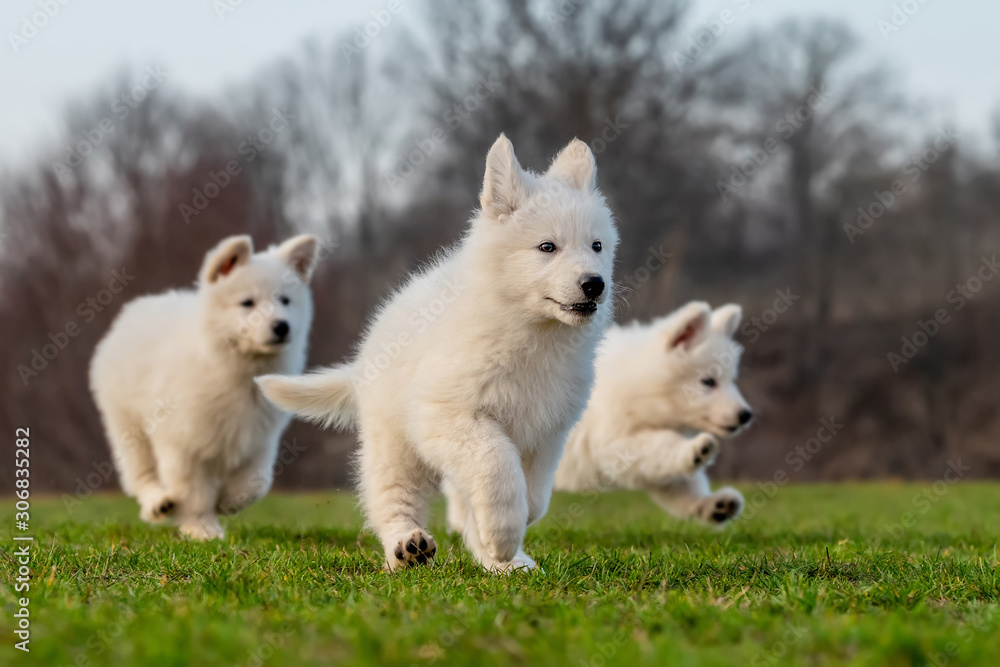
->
[[738, 409, 753, 425], [272, 320, 290, 341], [580, 275, 605, 300]]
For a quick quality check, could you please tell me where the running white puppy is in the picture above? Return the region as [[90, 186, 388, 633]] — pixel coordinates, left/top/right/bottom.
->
[[258, 135, 618, 571], [90, 234, 319, 539], [552, 302, 753, 526]]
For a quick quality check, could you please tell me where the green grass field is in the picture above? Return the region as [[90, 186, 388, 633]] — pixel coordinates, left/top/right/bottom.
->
[[2, 484, 999, 666]]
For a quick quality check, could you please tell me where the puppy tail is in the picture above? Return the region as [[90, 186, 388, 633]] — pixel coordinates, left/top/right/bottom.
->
[[255, 365, 357, 430]]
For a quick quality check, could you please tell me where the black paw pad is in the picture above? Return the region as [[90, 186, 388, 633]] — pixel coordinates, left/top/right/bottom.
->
[[393, 531, 437, 568]]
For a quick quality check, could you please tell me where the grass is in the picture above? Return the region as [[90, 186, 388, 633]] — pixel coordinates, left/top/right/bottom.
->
[[2, 484, 999, 666]]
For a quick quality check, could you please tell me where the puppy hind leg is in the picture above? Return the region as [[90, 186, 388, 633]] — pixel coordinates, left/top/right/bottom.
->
[[158, 450, 224, 540], [648, 469, 743, 527], [217, 457, 273, 517]]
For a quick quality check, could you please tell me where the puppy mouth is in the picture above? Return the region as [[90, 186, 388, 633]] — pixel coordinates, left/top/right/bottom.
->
[[546, 298, 598, 317], [718, 422, 747, 436]]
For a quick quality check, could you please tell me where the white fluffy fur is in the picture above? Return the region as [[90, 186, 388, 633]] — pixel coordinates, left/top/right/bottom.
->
[[551, 301, 753, 526], [89, 234, 319, 539], [258, 135, 619, 571]]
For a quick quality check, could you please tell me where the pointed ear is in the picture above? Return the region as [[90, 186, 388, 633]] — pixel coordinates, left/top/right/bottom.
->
[[200, 235, 253, 285], [278, 234, 319, 283], [546, 138, 596, 191], [662, 301, 712, 351], [711, 304, 743, 338], [480, 134, 528, 219]]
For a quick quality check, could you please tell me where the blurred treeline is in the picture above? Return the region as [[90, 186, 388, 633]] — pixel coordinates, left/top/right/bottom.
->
[[2, 0, 999, 494]]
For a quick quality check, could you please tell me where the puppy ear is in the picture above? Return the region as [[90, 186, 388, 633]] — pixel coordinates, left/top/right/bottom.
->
[[546, 138, 596, 191], [662, 301, 712, 351], [200, 235, 253, 285], [278, 234, 319, 283], [480, 134, 528, 219], [711, 304, 743, 338]]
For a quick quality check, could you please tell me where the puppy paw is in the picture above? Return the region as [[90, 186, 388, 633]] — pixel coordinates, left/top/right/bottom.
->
[[492, 550, 541, 574], [386, 529, 437, 570], [139, 493, 176, 524], [179, 517, 225, 540], [698, 487, 743, 526], [686, 433, 719, 474]]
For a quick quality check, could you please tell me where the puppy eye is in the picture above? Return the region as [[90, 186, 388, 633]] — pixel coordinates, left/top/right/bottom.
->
[[592, 241, 602, 253], [240, 298, 255, 308], [538, 242, 556, 253], [701, 377, 717, 388], [279, 296, 290, 306]]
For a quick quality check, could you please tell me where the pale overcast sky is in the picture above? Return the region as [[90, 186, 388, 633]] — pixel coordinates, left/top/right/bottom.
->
[[1, 0, 997, 167]]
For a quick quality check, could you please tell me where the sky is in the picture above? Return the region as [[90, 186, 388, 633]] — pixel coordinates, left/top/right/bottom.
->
[[1, 0, 997, 168]]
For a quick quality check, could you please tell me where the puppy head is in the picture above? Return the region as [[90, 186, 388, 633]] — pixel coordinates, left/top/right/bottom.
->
[[653, 302, 753, 437], [198, 234, 319, 356], [475, 134, 618, 327]]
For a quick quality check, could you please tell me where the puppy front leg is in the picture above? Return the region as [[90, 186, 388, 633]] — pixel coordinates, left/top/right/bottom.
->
[[357, 431, 439, 571], [603, 431, 721, 488], [432, 419, 529, 571]]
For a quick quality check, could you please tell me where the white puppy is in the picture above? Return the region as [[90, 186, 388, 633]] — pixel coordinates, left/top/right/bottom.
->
[[258, 135, 618, 571], [552, 302, 753, 526], [90, 234, 319, 539]]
